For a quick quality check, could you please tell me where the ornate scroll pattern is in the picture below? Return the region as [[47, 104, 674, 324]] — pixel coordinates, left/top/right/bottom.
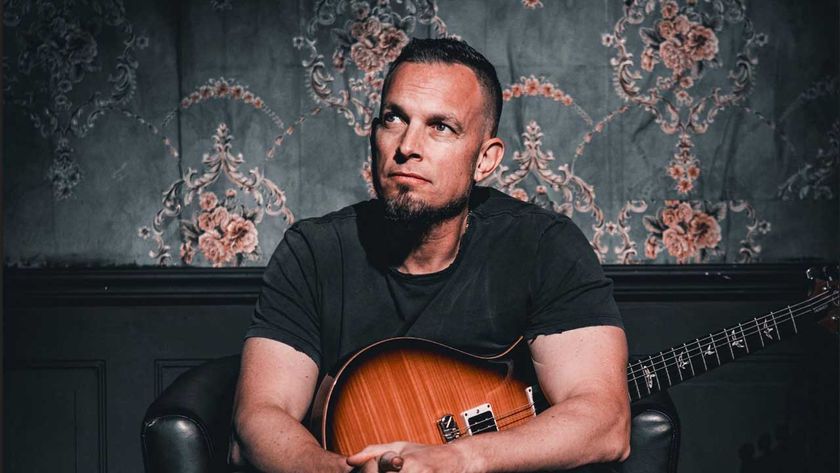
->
[[643, 200, 769, 263], [596, 201, 649, 264], [139, 123, 294, 266], [156, 77, 291, 160], [777, 120, 839, 200], [481, 121, 611, 258], [602, 0, 767, 194], [3, 0, 148, 199], [502, 75, 593, 126], [776, 77, 840, 200], [294, 0, 448, 137]]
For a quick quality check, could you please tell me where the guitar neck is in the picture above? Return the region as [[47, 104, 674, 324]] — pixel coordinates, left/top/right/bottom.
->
[[627, 287, 839, 402]]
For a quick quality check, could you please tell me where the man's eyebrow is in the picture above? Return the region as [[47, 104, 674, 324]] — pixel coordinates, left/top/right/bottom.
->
[[381, 102, 406, 117], [381, 102, 465, 133]]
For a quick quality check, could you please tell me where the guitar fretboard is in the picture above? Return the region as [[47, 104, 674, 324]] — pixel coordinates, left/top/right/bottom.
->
[[626, 287, 838, 402]]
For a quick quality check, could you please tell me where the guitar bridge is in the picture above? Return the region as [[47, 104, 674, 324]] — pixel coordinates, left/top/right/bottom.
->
[[436, 414, 460, 443]]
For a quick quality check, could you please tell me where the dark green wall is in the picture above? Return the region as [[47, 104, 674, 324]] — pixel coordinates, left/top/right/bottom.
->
[[3, 0, 838, 267]]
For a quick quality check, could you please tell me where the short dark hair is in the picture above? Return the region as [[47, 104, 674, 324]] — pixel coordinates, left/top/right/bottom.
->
[[380, 37, 503, 137]]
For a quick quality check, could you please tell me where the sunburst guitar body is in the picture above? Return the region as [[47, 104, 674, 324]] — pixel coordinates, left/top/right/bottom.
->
[[312, 337, 544, 456]]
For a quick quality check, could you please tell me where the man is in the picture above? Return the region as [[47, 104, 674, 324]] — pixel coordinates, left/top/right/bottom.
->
[[232, 38, 630, 472]]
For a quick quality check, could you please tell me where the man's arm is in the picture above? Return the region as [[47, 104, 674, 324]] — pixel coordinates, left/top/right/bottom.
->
[[232, 337, 352, 473], [348, 325, 631, 472]]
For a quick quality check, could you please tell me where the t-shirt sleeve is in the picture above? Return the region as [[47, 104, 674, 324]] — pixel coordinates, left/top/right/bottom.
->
[[245, 225, 322, 368], [524, 219, 623, 340]]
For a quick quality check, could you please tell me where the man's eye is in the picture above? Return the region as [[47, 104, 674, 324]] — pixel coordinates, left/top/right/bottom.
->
[[383, 113, 402, 124], [432, 123, 452, 133]]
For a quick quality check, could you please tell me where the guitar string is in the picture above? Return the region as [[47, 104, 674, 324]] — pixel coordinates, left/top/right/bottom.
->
[[625, 290, 838, 386], [461, 403, 538, 437], [626, 290, 837, 384], [458, 290, 838, 436], [626, 290, 837, 382]]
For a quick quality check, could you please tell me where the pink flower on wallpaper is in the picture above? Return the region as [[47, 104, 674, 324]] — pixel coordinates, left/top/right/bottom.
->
[[347, 16, 408, 74], [685, 24, 719, 62], [668, 164, 683, 180], [223, 215, 258, 254], [663, 226, 696, 263], [198, 230, 233, 267], [645, 235, 660, 259], [659, 40, 692, 72], [689, 212, 721, 248], [644, 201, 724, 263], [641, 47, 658, 72], [675, 202, 694, 223], [524, 77, 540, 95], [658, 20, 676, 40], [510, 188, 529, 202], [378, 27, 409, 62], [686, 165, 700, 179], [522, 0, 544, 9], [180, 242, 195, 265], [199, 191, 218, 211], [661, 1, 679, 19]]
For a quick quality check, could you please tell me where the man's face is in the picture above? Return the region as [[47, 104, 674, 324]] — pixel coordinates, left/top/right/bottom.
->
[[372, 62, 490, 223]]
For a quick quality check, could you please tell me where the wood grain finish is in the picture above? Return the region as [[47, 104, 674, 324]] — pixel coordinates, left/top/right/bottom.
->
[[319, 337, 538, 456]]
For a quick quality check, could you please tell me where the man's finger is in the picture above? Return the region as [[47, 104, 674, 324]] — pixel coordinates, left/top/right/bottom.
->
[[378, 451, 404, 472]]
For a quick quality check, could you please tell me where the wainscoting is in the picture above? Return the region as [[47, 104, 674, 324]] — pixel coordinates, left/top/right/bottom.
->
[[4, 264, 837, 473]]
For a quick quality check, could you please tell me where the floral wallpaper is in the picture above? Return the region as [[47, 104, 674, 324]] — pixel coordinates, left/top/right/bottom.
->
[[3, 0, 838, 267]]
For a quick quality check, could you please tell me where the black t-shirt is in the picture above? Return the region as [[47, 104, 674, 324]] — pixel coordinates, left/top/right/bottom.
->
[[246, 186, 622, 375]]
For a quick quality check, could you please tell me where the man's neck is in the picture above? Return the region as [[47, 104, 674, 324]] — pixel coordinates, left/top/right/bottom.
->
[[394, 208, 469, 275]]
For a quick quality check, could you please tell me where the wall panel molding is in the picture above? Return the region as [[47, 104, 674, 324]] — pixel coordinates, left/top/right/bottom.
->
[[4, 263, 829, 306], [5, 360, 107, 473], [154, 359, 212, 397]]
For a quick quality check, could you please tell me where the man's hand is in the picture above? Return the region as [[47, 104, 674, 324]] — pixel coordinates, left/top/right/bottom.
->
[[346, 441, 481, 473]]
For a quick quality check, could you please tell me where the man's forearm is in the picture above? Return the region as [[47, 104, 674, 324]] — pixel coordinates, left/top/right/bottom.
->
[[452, 393, 630, 472], [234, 404, 351, 473]]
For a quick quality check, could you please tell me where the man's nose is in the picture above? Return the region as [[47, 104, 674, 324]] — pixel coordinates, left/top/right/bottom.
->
[[396, 122, 424, 162]]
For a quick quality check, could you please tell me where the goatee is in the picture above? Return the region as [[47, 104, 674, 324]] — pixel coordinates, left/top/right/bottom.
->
[[375, 184, 471, 263]]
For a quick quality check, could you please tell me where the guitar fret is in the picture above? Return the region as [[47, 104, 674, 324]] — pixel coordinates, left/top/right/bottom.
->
[[660, 351, 672, 387], [674, 347, 684, 381], [788, 305, 798, 334], [771, 311, 781, 341], [649, 356, 661, 392], [683, 342, 695, 376], [723, 329, 736, 359], [738, 323, 749, 354], [702, 334, 721, 367], [696, 338, 708, 371], [753, 317, 765, 347], [629, 362, 641, 400]]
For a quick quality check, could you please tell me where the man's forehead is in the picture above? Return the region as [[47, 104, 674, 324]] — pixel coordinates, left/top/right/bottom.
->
[[382, 62, 485, 112]]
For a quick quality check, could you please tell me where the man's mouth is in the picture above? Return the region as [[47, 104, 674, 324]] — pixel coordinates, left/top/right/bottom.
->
[[389, 172, 431, 183]]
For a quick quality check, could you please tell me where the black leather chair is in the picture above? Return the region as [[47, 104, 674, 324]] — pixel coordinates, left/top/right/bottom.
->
[[141, 355, 679, 473]]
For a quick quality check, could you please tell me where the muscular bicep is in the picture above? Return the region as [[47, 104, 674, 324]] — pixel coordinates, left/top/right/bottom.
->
[[528, 325, 629, 405], [235, 337, 320, 422]]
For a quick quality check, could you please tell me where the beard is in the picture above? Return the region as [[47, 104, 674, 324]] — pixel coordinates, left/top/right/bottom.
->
[[373, 182, 472, 263], [380, 184, 470, 229]]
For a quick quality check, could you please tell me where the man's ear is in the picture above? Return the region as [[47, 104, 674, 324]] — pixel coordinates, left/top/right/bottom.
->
[[369, 117, 381, 161], [473, 137, 505, 183]]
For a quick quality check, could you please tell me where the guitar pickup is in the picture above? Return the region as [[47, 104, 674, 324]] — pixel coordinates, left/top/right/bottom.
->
[[461, 403, 498, 435]]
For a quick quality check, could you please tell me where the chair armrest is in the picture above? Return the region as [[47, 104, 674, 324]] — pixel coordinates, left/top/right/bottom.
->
[[624, 392, 681, 473], [141, 355, 241, 473]]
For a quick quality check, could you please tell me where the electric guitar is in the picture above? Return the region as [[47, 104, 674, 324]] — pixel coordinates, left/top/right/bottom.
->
[[312, 266, 839, 456]]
